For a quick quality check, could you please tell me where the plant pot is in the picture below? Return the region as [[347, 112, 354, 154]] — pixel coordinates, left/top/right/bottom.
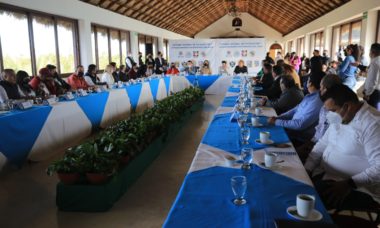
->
[[58, 172, 80, 185], [86, 173, 109, 184], [120, 155, 131, 165]]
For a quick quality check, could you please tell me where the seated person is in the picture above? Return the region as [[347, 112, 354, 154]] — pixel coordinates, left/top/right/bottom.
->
[[296, 74, 342, 162], [118, 65, 128, 82], [233, 60, 248, 75], [128, 63, 139, 80], [326, 61, 338, 75], [166, 63, 180, 75], [185, 60, 197, 75], [283, 64, 302, 89], [67, 65, 89, 90], [46, 64, 71, 93], [305, 84, 380, 210], [29, 68, 59, 96], [101, 64, 115, 86], [16, 70, 36, 98], [255, 63, 274, 92], [263, 65, 283, 100], [267, 73, 324, 144], [146, 64, 154, 76], [110, 62, 119, 82], [200, 60, 212, 75], [260, 75, 303, 115], [219, 60, 231, 76], [84, 64, 107, 87], [0, 69, 21, 103]]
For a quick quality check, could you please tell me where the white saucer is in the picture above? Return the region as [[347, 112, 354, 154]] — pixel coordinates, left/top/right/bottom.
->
[[286, 206, 323, 221], [255, 139, 274, 145], [251, 123, 263, 127], [256, 161, 281, 170]]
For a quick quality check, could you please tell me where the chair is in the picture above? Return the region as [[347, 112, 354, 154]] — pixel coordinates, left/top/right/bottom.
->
[[330, 214, 378, 228]]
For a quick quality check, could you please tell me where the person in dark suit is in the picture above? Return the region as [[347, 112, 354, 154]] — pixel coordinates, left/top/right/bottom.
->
[[265, 65, 283, 100], [234, 60, 248, 75], [256, 63, 274, 92], [260, 75, 304, 115], [154, 51, 166, 74]]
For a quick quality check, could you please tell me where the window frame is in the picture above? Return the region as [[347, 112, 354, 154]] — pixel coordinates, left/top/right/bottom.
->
[[91, 23, 131, 70], [0, 3, 80, 76]]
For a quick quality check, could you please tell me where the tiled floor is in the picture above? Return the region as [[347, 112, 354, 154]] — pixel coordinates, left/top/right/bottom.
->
[[0, 95, 224, 228]]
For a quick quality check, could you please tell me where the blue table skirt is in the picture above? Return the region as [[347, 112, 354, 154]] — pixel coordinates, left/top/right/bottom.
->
[[185, 75, 219, 91], [201, 113, 290, 154], [75, 92, 109, 128], [0, 106, 52, 166], [164, 166, 332, 228]]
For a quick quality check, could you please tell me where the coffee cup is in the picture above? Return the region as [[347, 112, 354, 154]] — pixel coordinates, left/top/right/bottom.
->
[[251, 117, 259, 126], [264, 152, 277, 168], [259, 131, 270, 144], [296, 194, 315, 217], [255, 107, 262, 116]]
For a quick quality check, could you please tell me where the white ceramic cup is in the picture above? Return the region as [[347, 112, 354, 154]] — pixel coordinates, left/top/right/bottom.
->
[[296, 194, 315, 217], [264, 152, 277, 168], [251, 117, 259, 126], [255, 107, 262, 116], [259, 131, 270, 144]]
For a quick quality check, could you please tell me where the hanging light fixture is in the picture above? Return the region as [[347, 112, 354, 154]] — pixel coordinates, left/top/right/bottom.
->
[[225, 0, 241, 17]]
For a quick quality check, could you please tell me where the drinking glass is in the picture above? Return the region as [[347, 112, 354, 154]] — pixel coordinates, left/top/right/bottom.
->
[[237, 113, 247, 128], [231, 176, 247, 205], [241, 147, 253, 169], [240, 126, 250, 145]]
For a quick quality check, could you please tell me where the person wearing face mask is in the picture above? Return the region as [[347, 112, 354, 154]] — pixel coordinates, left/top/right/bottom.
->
[[46, 64, 71, 92], [166, 63, 180, 75], [0, 69, 21, 103], [200, 60, 212, 75], [67, 65, 89, 90], [16, 70, 36, 98], [295, 74, 341, 162], [267, 73, 324, 145], [305, 84, 380, 211], [29, 67, 58, 96]]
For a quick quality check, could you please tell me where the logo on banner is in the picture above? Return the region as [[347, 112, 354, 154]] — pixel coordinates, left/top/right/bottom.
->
[[185, 52, 192, 58], [247, 60, 252, 68], [233, 51, 240, 57], [242, 50, 247, 57], [193, 51, 199, 58], [200, 51, 207, 58], [229, 61, 236, 68], [249, 50, 255, 57], [178, 51, 184, 58]]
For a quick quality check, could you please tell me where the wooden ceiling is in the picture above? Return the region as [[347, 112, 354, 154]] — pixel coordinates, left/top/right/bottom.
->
[[80, 0, 350, 37]]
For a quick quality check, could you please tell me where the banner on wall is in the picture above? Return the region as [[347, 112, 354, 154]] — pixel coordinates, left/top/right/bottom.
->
[[169, 38, 266, 75], [168, 39, 217, 74]]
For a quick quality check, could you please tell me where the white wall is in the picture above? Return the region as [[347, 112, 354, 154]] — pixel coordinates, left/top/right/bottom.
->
[[1, 0, 189, 66], [195, 13, 284, 51], [283, 0, 380, 57]]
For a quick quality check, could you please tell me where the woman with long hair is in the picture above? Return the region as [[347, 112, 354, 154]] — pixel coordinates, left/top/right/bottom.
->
[[339, 44, 360, 89]]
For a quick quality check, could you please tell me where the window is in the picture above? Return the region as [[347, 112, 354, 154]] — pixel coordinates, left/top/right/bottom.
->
[[296, 37, 305, 56], [0, 10, 32, 74], [377, 11, 380, 43], [57, 20, 76, 73], [0, 5, 79, 75], [287, 40, 294, 53], [91, 24, 130, 70], [331, 19, 362, 60], [138, 34, 160, 60], [309, 31, 324, 55]]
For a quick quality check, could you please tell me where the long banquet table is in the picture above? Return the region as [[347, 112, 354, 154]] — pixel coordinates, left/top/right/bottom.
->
[[0, 75, 234, 168], [164, 77, 332, 227]]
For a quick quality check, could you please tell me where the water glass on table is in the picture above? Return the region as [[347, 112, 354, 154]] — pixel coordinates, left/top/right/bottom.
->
[[231, 176, 247, 205], [240, 126, 250, 145], [241, 147, 253, 169]]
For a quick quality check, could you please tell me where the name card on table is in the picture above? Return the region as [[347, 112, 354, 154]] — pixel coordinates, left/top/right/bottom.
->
[[64, 93, 75, 100], [43, 97, 58, 106], [17, 101, 33, 110]]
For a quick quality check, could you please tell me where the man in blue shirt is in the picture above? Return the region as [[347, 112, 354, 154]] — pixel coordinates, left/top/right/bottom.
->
[[268, 73, 324, 145]]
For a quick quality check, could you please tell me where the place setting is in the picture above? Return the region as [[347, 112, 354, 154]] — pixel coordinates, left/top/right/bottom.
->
[[286, 194, 323, 222]]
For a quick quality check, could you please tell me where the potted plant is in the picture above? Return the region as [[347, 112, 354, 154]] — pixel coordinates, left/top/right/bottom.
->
[[78, 143, 118, 184], [47, 156, 81, 185]]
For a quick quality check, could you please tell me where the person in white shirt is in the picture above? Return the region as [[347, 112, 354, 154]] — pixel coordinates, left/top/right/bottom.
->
[[218, 61, 231, 76], [305, 84, 380, 210], [274, 51, 283, 65], [101, 64, 115, 86], [363, 43, 380, 110]]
